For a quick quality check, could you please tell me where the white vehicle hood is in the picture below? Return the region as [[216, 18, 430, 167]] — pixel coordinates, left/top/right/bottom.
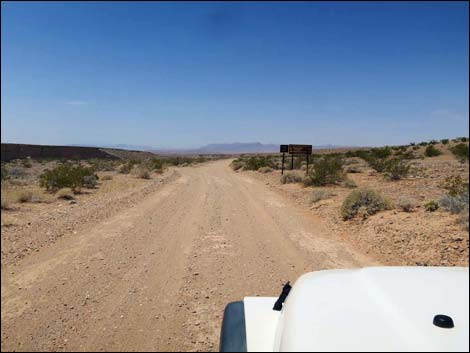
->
[[244, 266, 469, 352]]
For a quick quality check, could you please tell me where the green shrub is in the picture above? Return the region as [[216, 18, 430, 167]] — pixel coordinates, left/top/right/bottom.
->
[[450, 143, 469, 162], [439, 189, 469, 215], [83, 174, 99, 188], [89, 159, 117, 171], [419, 141, 428, 146], [231, 159, 245, 171], [303, 156, 345, 186], [384, 158, 410, 180], [280, 172, 302, 184], [39, 162, 96, 192], [441, 175, 469, 196], [441, 139, 449, 145], [21, 159, 32, 168], [341, 189, 392, 220], [244, 156, 276, 171], [424, 200, 439, 212], [1, 165, 8, 181], [460, 137, 468, 142], [429, 140, 438, 145], [424, 145, 442, 157], [149, 158, 164, 171]]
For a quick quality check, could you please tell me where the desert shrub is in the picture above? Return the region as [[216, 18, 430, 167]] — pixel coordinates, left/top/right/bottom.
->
[[119, 163, 132, 174], [419, 141, 428, 146], [39, 162, 96, 192], [398, 197, 416, 212], [424, 145, 442, 157], [101, 175, 113, 181], [243, 156, 276, 171], [343, 177, 357, 188], [441, 139, 449, 145], [1, 165, 8, 181], [17, 190, 33, 203], [460, 137, 468, 142], [89, 159, 117, 171], [133, 165, 151, 179], [384, 158, 410, 180], [258, 166, 273, 173], [56, 188, 75, 200], [439, 189, 469, 215], [409, 142, 416, 146], [21, 159, 32, 168], [371, 147, 392, 159], [450, 143, 469, 162], [412, 145, 420, 151], [341, 189, 392, 220], [8, 166, 27, 179], [1, 198, 10, 209], [429, 140, 438, 145], [366, 157, 388, 173], [83, 174, 99, 188], [149, 158, 164, 171], [280, 172, 303, 184], [303, 156, 345, 186], [310, 190, 335, 204], [424, 200, 439, 212], [441, 175, 469, 196], [231, 159, 245, 171]]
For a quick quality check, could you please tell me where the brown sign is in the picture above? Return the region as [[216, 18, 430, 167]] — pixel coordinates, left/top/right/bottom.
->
[[288, 144, 312, 155], [280, 144, 288, 153]]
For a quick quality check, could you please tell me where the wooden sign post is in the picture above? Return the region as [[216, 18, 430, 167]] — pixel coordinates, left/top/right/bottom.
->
[[280, 144, 312, 175], [280, 145, 288, 174]]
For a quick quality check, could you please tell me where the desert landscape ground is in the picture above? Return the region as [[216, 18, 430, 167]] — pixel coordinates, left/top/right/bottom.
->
[[1, 138, 468, 351]]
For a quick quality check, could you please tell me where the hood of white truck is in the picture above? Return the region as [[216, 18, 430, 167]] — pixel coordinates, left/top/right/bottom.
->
[[276, 266, 469, 352], [244, 266, 469, 352]]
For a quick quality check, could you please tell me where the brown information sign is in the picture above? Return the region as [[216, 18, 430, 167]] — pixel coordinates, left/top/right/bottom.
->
[[280, 144, 288, 153], [288, 144, 312, 155]]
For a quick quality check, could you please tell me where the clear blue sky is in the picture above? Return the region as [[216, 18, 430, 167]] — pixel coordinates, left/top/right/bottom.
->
[[1, 1, 468, 148]]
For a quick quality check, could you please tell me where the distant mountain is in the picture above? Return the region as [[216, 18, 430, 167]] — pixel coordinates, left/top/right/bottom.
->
[[151, 142, 279, 155]]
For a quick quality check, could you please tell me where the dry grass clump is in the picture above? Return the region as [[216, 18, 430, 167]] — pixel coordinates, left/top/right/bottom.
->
[[258, 167, 273, 173], [397, 197, 417, 212], [280, 172, 303, 184], [101, 175, 113, 181], [1, 198, 10, 210], [56, 188, 75, 200], [133, 165, 151, 179], [309, 190, 335, 204]]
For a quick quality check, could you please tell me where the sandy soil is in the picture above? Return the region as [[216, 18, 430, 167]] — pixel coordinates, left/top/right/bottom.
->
[[1, 160, 375, 352]]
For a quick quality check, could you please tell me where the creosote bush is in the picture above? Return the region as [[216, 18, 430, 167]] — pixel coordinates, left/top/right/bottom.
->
[[424, 200, 439, 212], [424, 145, 442, 157], [39, 162, 97, 192], [384, 158, 411, 180], [341, 189, 392, 220], [303, 156, 345, 186], [450, 143, 469, 162], [258, 166, 273, 173]]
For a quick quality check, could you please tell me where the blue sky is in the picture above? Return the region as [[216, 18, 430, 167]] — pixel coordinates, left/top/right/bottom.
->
[[1, 1, 468, 148]]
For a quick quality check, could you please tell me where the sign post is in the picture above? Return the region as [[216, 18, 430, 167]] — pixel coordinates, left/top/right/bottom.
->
[[280, 145, 288, 174]]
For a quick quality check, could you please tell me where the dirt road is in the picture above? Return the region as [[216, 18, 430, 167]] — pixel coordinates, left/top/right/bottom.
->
[[1, 160, 376, 352]]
